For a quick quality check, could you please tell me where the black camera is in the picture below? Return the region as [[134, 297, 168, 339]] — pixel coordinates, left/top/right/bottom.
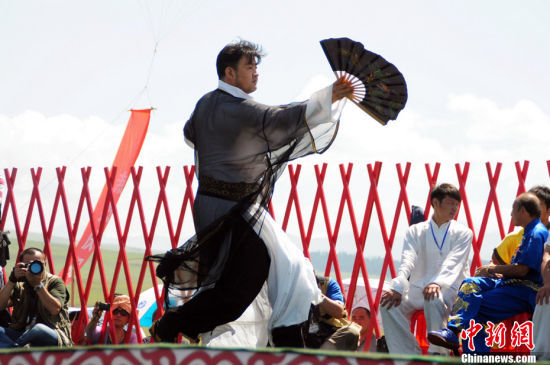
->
[[24, 260, 44, 275], [97, 302, 110, 311]]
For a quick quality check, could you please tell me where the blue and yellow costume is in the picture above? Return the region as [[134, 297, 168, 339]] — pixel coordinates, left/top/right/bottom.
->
[[447, 219, 548, 353]]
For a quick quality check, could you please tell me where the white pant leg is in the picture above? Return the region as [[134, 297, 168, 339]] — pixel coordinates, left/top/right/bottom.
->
[[248, 209, 323, 331], [201, 283, 271, 348], [533, 304, 550, 360], [380, 287, 424, 354], [423, 288, 455, 354]]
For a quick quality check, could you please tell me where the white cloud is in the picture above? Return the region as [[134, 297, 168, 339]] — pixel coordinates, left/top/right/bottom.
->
[[449, 94, 550, 161]]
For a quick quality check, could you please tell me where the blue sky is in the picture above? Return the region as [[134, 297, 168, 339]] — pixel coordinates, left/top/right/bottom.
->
[[1, 0, 549, 258]]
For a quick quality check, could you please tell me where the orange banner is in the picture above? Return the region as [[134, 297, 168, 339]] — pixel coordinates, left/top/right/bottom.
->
[[64, 109, 151, 284]]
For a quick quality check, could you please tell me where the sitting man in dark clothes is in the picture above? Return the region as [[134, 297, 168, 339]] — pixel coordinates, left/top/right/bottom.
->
[[304, 275, 361, 351]]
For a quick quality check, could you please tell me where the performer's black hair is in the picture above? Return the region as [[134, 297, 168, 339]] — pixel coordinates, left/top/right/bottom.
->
[[216, 39, 264, 79]]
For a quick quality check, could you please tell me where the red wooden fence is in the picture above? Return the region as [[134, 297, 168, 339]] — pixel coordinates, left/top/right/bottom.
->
[[1, 160, 549, 344]]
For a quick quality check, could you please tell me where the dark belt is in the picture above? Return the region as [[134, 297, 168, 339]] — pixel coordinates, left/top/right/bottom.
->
[[197, 175, 260, 202]]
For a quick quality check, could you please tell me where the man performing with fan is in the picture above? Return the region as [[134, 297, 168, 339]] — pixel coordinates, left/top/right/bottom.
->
[[380, 183, 473, 355], [148, 39, 354, 347]]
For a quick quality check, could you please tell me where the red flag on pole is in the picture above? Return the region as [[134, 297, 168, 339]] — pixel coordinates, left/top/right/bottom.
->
[[63, 109, 151, 284]]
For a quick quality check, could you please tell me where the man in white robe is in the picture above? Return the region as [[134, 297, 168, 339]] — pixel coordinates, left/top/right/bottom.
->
[[380, 183, 473, 355]]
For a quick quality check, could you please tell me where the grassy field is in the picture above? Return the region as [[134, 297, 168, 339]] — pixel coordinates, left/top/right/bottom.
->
[[6, 239, 160, 307]]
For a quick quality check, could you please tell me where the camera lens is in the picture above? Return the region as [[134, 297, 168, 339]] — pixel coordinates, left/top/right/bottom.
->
[[28, 261, 44, 275]]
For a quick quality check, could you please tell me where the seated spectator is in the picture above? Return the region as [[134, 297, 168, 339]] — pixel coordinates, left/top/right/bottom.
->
[[380, 183, 473, 355], [491, 186, 550, 266], [485, 186, 549, 357], [351, 306, 377, 352], [304, 275, 361, 351], [85, 295, 138, 344], [0, 247, 72, 347], [428, 192, 548, 353]]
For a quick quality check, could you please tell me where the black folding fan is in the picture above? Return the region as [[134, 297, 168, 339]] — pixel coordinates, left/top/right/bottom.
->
[[320, 37, 408, 125]]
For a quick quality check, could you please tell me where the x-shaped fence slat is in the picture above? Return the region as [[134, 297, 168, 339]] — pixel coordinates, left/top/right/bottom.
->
[[324, 163, 351, 276], [280, 164, 345, 286], [454, 162, 480, 274], [368, 163, 396, 280], [142, 166, 177, 321], [132, 167, 164, 324], [373, 163, 412, 314], [484, 162, 505, 240], [105, 166, 144, 343], [307, 164, 339, 273], [365, 163, 412, 348], [302, 164, 326, 258], [468, 163, 501, 272], [86, 167, 123, 343], [172, 166, 196, 247], [1, 169, 21, 285], [57, 167, 95, 342], [508, 161, 529, 233], [20, 177, 36, 250], [345, 162, 383, 340], [359, 162, 409, 344], [310, 164, 342, 293], [0, 169, 15, 232], [60, 167, 89, 281], [341, 163, 371, 309], [4, 169, 23, 257], [29, 168, 55, 273], [281, 165, 309, 255], [422, 163, 441, 218]]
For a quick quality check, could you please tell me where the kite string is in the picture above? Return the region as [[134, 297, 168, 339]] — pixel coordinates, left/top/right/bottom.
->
[[33, 0, 204, 181], [10, 1, 195, 214]]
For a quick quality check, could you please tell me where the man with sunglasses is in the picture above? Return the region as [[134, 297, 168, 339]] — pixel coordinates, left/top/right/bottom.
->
[[0, 247, 72, 347]]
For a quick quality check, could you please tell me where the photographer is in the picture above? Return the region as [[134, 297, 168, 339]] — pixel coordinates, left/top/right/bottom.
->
[[0, 247, 72, 347], [85, 295, 138, 344]]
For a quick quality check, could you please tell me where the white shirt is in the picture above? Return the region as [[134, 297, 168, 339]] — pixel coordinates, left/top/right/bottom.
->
[[218, 79, 253, 100], [389, 218, 473, 294]]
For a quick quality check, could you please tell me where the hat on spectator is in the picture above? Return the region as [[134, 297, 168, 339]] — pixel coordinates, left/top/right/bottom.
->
[[112, 295, 132, 314]]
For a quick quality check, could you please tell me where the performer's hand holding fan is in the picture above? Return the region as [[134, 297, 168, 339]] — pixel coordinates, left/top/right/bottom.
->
[[321, 37, 408, 125]]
